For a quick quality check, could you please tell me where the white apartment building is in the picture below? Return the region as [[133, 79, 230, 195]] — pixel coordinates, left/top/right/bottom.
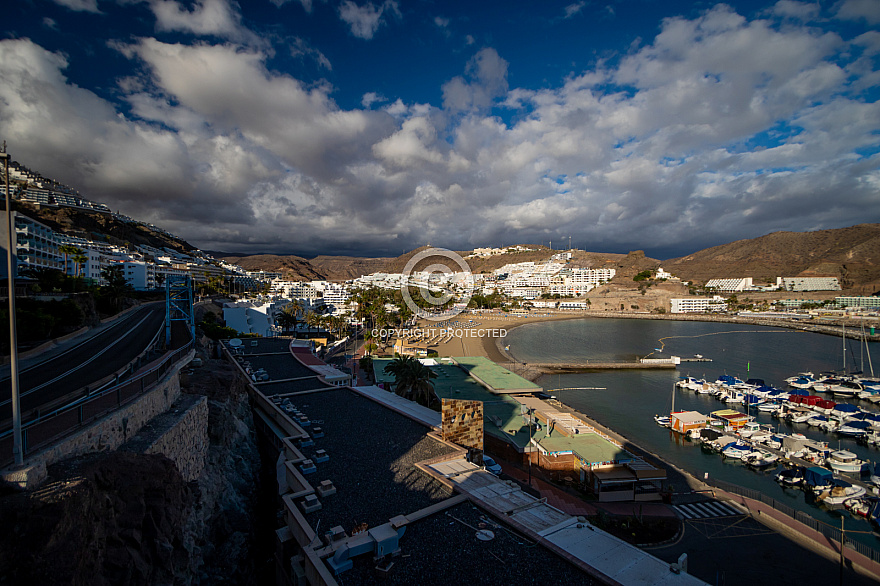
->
[[507, 287, 543, 299], [319, 282, 351, 308], [13, 212, 63, 272], [781, 277, 840, 292], [548, 284, 594, 296], [704, 278, 754, 292], [274, 280, 321, 300], [566, 267, 615, 285], [222, 299, 297, 337], [670, 296, 727, 313]]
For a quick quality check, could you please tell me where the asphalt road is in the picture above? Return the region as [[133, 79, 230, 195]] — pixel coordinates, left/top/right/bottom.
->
[[646, 495, 878, 585], [0, 303, 167, 428]]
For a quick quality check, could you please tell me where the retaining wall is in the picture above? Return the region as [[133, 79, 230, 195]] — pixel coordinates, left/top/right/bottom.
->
[[21, 350, 192, 471]]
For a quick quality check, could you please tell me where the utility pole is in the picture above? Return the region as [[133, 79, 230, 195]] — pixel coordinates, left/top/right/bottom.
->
[[2, 144, 23, 466], [840, 516, 845, 586], [527, 408, 534, 488]]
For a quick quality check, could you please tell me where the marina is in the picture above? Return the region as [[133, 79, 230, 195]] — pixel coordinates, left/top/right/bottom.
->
[[504, 316, 880, 551]]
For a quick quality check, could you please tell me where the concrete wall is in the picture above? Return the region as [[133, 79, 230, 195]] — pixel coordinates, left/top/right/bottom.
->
[[25, 350, 194, 471]]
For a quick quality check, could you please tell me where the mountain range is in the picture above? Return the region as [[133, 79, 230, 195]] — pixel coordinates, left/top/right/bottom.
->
[[16, 201, 880, 293], [218, 224, 880, 294]]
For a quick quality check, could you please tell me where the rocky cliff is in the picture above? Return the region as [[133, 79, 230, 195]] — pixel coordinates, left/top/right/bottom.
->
[[0, 339, 261, 585]]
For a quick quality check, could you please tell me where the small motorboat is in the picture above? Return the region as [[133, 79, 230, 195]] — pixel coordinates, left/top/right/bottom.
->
[[776, 466, 805, 486], [722, 442, 755, 460], [654, 414, 671, 427], [818, 480, 866, 507], [745, 449, 779, 469]]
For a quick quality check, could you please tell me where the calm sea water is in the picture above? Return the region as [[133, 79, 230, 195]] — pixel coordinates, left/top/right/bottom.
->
[[505, 317, 880, 546]]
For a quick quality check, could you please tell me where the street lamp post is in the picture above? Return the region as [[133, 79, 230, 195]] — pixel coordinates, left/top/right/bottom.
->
[[2, 147, 23, 466]]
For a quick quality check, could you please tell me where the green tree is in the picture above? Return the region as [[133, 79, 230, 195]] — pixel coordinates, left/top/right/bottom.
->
[[383, 355, 438, 408], [275, 300, 302, 335]]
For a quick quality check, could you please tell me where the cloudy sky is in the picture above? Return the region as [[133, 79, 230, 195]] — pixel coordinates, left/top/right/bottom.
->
[[1, 0, 878, 259]]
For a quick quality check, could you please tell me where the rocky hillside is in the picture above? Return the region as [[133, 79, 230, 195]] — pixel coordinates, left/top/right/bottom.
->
[[307, 255, 389, 280], [0, 338, 263, 586], [16, 202, 194, 255], [217, 253, 327, 281], [664, 224, 880, 292]]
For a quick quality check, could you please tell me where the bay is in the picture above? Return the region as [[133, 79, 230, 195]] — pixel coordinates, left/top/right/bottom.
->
[[505, 317, 880, 548]]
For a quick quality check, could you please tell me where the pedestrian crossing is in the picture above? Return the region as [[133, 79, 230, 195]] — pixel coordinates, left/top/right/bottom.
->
[[673, 501, 747, 519]]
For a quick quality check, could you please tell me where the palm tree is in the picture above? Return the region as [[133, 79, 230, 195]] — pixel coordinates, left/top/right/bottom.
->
[[72, 251, 88, 280], [275, 301, 302, 335], [58, 244, 79, 276], [384, 355, 438, 408]]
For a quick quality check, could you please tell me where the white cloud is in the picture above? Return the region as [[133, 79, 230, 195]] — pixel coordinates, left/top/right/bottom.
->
[[835, 0, 880, 25], [0, 3, 877, 257], [770, 1, 820, 21], [361, 92, 385, 108], [149, 0, 261, 44], [442, 48, 509, 112], [564, 2, 585, 19], [338, 1, 400, 40], [52, 0, 101, 12], [289, 37, 332, 70]]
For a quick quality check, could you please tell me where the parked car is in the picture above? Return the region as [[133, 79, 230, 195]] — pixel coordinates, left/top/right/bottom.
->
[[482, 456, 502, 475]]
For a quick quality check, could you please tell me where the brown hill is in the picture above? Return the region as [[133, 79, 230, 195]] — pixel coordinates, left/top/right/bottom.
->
[[15, 202, 194, 255], [308, 255, 390, 281], [217, 254, 327, 281], [664, 224, 880, 292]]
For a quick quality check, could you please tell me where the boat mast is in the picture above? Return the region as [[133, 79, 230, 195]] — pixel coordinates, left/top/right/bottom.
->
[[864, 323, 875, 377]]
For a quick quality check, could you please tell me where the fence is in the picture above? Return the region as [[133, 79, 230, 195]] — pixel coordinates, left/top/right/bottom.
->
[[706, 476, 880, 564], [0, 341, 193, 469]]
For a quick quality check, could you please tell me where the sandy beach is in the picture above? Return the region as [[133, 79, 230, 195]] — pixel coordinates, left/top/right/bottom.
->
[[414, 311, 588, 363], [412, 307, 880, 365]]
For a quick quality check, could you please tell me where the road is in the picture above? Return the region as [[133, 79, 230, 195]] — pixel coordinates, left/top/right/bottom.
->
[[0, 303, 167, 428]]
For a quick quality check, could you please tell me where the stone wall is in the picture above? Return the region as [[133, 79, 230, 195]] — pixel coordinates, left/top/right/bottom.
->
[[441, 399, 484, 451], [123, 393, 209, 482]]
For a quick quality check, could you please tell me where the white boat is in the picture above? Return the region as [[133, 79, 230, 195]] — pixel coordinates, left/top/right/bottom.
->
[[654, 414, 670, 427], [844, 497, 873, 518], [788, 411, 814, 424], [806, 415, 829, 427], [786, 371, 814, 383], [722, 442, 755, 460], [826, 450, 868, 474], [737, 422, 763, 439], [745, 449, 779, 469], [818, 481, 866, 507]]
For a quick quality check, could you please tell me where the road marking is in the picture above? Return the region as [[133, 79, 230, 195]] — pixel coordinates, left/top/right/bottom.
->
[[675, 501, 743, 519], [0, 312, 155, 407]]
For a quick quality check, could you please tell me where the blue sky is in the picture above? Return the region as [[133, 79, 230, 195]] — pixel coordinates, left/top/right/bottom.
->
[[1, 0, 879, 259]]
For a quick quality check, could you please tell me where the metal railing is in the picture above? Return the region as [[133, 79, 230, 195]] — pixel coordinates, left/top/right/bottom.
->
[[706, 477, 880, 564], [0, 340, 193, 469]]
